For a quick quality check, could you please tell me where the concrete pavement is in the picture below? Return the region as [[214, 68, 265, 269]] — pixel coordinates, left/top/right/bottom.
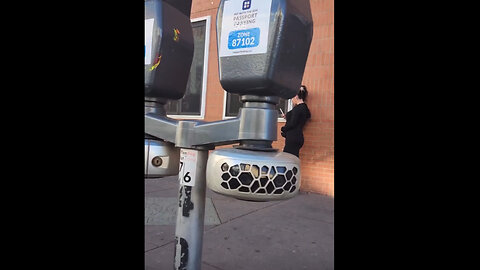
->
[[145, 176, 334, 270]]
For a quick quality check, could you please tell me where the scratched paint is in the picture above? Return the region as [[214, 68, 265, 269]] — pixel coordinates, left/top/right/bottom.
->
[[149, 55, 162, 71], [182, 186, 194, 217], [174, 236, 189, 270], [178, 186, 183, 207], [173, 28, 181, 42]]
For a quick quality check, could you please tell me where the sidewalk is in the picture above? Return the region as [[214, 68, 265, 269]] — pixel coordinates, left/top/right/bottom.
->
[[145, 176, 334, 270]]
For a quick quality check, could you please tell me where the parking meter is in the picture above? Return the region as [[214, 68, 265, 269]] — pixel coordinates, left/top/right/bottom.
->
[[205, 0, 313, 201], [145, 0, 194, 101], [144, 0, 194, 178], [216, 0, 313, 99], [144, 0, 313, 268]]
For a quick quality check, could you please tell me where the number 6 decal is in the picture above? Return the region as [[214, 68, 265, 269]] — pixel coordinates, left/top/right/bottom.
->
[[183, 172, 191, 183], [179, 149, 197, 186]]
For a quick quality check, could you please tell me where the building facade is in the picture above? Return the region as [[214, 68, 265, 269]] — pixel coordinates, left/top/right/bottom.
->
[[166, 0, 334, 196]]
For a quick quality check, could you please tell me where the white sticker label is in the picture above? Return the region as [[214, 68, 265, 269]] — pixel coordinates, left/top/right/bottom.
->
[[145, 18, 154, 65], [219, 0, 272, 57], [179, 149, 198, 186]]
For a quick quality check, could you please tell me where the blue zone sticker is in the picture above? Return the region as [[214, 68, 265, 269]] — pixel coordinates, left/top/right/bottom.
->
[[227, 28, 260, 50]]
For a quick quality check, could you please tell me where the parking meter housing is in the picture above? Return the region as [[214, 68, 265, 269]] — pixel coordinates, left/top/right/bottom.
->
[[145, 0, 194, 100], [145, 139, 180, 178], [206, 148, 301, 201], [216, 0, 313, 99]]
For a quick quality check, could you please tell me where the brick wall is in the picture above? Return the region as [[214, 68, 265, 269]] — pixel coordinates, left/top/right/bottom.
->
[[191, 0, 334, 196], [295, 0, 334, 196]]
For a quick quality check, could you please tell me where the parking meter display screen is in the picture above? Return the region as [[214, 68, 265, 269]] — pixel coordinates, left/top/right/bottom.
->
[[145, 18, 154, 65], [219, 0, 272, 57]]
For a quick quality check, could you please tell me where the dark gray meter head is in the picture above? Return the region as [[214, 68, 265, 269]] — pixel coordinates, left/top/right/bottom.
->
[[216, 0, 313, 99], [145, 0, 194, 100]]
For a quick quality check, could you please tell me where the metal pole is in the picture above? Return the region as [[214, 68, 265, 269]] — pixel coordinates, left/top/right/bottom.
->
[[174, 148, 208, 270]]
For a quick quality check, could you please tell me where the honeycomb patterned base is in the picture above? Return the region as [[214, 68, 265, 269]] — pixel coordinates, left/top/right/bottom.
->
[[220, 162, 298, 195], [206, 148, 301, 201]]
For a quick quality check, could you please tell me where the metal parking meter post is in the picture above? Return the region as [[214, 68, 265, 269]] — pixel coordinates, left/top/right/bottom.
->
[[145, 101, 278, 270], [174, 148, 208, 270]]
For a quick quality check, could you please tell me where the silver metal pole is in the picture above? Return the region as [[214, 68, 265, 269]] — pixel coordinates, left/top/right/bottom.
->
[[174, 148, 208, 270]]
